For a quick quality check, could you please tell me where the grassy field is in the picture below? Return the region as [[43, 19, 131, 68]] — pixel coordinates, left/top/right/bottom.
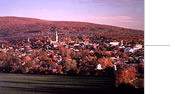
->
[[0, 73, 115, 94]]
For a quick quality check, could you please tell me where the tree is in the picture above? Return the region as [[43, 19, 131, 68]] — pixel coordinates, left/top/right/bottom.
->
[[56, 65, 63, 74], [115, 66, 137, 88], [97, 57, 113, 69], [63, 57, 77, 73]]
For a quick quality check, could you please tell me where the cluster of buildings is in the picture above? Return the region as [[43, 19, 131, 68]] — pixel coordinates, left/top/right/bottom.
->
[[0, 31, 144, 74]]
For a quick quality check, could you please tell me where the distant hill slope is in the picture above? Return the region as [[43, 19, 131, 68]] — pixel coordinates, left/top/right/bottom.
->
[[0, 16, 144, 39]]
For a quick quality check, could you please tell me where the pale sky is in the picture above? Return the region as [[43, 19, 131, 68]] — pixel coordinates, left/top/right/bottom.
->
[[0, 0, 144, 30]]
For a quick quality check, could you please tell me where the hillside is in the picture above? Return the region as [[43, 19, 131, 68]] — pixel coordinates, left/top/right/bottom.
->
[[0, 16, 144, 40]]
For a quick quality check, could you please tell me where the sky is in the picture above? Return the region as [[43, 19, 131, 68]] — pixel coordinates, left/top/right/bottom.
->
[[0, 0, 144, 30]]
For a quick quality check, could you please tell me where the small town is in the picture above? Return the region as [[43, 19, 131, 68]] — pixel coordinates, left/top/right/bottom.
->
[[0, 30, 144, 88], [0, 0, 145, 93]]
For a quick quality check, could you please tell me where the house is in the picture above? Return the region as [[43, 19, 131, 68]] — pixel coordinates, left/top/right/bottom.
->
[[74, 49, 79, 52], [74, 44, 80, 47], [131, 44, 143, 52], [133, 44, 143, 49], [52, 42, 59, 48], [113, 64, 117, 71], [109, 42, 120, 46], [96, 64, 102, 70], [124, 47, 134, 53], [74, 44, 80, 50], [119, 46, 125, 49]]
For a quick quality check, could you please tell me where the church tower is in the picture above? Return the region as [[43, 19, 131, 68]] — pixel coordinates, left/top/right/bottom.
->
[[27, 37, 30, 43], [56, 31, 58, 42]]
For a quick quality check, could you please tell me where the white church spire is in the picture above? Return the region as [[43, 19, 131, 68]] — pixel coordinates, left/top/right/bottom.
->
[[56, 31, 58, 42], [27, 37, 30, 43]]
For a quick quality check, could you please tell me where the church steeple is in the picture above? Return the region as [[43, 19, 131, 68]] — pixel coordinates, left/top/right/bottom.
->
[[56, 31, 58, 42], [27, 37, 30, 43]]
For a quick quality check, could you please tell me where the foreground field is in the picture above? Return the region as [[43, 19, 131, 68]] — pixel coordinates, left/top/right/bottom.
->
[[0, 73, 116, 94]]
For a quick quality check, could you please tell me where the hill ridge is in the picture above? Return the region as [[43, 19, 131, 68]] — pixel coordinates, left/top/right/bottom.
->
[[0, 16, 144, 40]]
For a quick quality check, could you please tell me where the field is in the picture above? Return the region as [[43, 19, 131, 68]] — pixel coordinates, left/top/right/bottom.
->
[[0, 73, 115, 94]]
